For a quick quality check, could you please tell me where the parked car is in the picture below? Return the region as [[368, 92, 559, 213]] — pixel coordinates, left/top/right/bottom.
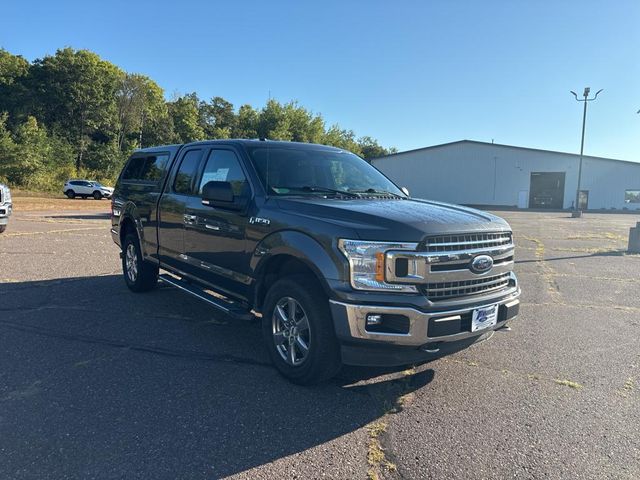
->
[[0, 183, 12, 233], [64, 180, 114, 199], [111, 140, 521, 384]]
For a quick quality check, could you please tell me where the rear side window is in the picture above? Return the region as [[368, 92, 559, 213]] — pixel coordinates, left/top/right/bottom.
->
[[122, 154, 170, 182], [173, 150, 203, 195]]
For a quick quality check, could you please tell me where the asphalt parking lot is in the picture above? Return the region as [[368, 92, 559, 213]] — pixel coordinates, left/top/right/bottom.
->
[[1, 201, 639, 479]]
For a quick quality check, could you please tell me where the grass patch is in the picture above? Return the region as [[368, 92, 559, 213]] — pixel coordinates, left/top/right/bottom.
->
[[554, 379, 583, 390], [366, 422, 396, 479]]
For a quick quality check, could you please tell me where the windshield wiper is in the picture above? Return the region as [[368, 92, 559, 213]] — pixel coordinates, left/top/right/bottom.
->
[[350, 188, 405, 198], [272, 185, 361, 198]]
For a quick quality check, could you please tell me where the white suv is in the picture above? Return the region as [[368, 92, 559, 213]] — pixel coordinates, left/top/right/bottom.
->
[[63, 180, 114, 200], [0, 183, 12, 233]]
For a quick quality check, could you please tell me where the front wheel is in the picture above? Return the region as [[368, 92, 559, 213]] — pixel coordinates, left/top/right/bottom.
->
[[93, 191, 102, 200], [0, 225, 6, 234], [122, 233, 158, 292], [262, 275, 341, 385]]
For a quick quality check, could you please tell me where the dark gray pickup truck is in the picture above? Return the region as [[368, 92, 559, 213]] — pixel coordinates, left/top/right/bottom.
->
[[111, 140, 520, 384]]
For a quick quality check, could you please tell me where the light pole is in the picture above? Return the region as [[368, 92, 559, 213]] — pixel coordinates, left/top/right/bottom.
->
[[570, 87, 603, 217]]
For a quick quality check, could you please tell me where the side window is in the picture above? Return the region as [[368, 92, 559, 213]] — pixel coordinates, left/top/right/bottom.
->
[[122, 154, 170, 183], [122, 157, 145, 180], [199, 149, 248, 196], [140, 154, 170, 182], [174, 150, 203, 195]]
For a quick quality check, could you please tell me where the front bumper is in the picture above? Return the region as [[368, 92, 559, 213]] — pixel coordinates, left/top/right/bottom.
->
[[0, 203, 12, 223], [329, 286, 520, 367]]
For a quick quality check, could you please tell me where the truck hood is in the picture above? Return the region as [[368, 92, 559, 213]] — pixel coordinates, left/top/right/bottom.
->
[[275, 197, 510, 241]]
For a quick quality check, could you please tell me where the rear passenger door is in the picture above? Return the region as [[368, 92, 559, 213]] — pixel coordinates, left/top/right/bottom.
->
[[157, 148, 204, 271]]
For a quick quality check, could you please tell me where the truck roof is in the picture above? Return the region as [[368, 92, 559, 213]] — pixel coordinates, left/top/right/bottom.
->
[[134, 139, 345, 154]]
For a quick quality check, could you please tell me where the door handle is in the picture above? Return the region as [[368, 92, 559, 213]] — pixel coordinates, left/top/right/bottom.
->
[[205, 224, 220, 231], [183, 214, 197, 224]]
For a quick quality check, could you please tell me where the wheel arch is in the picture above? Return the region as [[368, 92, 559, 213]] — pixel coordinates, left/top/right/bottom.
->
[[118, 202, 146, 257], [251, 230, 345, 312]]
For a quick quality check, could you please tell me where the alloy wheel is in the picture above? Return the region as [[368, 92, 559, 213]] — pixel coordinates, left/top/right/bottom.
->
[[272, 297, 311, 366], [125, 243, 138, 283]]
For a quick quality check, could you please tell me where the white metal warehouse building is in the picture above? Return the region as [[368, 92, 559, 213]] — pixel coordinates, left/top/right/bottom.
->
[[372, 140, 640, 211]]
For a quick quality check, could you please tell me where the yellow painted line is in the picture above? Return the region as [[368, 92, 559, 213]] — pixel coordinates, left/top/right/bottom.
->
[[0, 227, 106, 238]]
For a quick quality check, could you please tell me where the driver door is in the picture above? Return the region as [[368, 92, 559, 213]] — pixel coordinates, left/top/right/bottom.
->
[[183, 147, 252, 300]]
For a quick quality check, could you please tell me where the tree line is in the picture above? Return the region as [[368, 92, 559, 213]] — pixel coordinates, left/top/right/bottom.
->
[[0, 47, 395, 191]]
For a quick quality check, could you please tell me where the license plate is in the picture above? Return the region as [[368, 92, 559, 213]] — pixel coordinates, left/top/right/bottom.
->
[[471, 304, 499, 332]]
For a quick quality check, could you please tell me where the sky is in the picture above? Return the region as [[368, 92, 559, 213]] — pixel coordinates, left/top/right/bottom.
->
[[2, 0, 639, 161]]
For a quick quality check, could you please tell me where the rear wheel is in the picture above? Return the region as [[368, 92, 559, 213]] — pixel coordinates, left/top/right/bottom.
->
[[0, 225, 6, 234], [65, 190, 75, 199], [262, 275, 341, 385], [122, 233, 158, 292], [93, 191, 102, 200]]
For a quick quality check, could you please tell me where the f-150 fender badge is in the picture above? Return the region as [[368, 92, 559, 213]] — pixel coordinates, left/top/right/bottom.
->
[[249, 217, 271, 226]]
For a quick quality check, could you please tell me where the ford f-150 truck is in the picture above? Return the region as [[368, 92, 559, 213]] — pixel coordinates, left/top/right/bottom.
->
[[0, 183, 12, 233], [111, 140, 520, 384]]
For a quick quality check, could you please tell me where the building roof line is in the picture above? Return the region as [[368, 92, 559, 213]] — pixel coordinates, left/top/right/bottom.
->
[[371, 139, 639, 166]]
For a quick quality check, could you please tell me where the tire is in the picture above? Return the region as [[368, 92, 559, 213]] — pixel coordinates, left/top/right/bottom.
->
[[262, 275, 341, 385], [0, 225, 6, 234], [65, 190, 75, 199], [122, 232, 159, 292], [93, 191, 102, 200]]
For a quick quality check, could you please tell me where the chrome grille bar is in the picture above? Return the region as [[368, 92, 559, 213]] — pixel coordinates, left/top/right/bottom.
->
[[385, 231, 516, 300], [424, 232, 513, 252], [422, 273, 512, 299]]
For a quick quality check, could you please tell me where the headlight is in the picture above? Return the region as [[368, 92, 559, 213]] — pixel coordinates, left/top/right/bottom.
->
[[338, 239, 419, 292]]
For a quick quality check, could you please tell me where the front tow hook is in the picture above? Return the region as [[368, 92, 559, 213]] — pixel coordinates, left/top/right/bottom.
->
[[420, 342, 441, 353]]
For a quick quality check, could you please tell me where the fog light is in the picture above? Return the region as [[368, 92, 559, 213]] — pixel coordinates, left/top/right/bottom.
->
[[366, 314, 383, 326]]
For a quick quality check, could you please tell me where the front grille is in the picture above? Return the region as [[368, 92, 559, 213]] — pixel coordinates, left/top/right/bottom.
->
[[421, 272, 511, 300], [423, 232, 513, 252]]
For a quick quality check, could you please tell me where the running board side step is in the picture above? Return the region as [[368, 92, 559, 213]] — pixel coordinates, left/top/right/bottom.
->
[[158, 274, 254, 321]]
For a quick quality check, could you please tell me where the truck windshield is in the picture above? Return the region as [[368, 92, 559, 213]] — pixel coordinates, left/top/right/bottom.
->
[[248, 146, 405, 197]]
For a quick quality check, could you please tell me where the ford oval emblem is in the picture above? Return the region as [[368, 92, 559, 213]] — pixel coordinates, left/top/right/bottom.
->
[[470, 254, 494, 274]]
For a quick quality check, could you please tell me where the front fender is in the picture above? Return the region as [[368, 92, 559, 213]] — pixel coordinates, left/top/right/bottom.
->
[[251, 230, 347, 295]]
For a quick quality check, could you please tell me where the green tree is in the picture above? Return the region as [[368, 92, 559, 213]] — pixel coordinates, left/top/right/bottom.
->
[[233, 104, 259, 138], [199, 96, 236, 139], [357, 136, 396, 160], [322, 125, 361, 155], [27, 47, 122, 170], [115, 73, 173, 150], [257, 99, 292, 140], [0, 113, 18, 183], [0, 49, 30, 124], [168, 93, 205, 143], [284, 102, 325, 143]]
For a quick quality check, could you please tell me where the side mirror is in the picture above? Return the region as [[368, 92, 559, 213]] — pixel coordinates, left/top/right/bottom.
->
[[401, 187, 410, 197], [202, 181, 234, 204]]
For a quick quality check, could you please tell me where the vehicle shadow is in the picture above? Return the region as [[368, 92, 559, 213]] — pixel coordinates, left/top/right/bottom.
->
[[0, 274, 433, 479], [43, 213, 110, 220]]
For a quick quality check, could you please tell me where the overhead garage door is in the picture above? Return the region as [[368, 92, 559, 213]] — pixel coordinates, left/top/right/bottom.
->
[[529, 172, 565, 209]]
